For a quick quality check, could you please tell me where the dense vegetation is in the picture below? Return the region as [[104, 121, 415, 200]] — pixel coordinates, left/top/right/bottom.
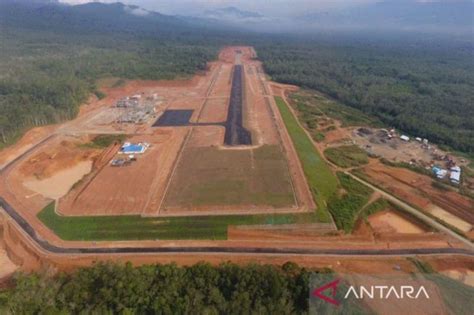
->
[[257, 40, 474, 153], [0, 262, 317, 314], [82, 134, 127, 149], [324, 145, 369, 168], [328, 172, 373, 233], [289, 91, 382, 129]]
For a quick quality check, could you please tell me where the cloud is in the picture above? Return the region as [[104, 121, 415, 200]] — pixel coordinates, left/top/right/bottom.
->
[[124, 5, 149, 16], [58, 0, 379, 17]]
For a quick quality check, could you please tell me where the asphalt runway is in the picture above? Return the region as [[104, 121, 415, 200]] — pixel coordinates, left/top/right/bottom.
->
[[223, 65, 252, 146], [152, 65, 252, 146]]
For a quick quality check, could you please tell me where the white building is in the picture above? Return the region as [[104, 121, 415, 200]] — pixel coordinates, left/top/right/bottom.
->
[[450, 166, 461, 184]]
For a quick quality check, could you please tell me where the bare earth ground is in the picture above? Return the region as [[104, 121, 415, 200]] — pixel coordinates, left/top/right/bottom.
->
[[367, 210, 427, 234], [0, 125, 58, 169], [59, 131, 188, 216], [0, 247, 17, 281], [360, 161, 474, 233]]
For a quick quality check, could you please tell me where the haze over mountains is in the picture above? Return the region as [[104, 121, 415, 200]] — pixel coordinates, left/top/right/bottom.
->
[[1, 0, 473, 35]]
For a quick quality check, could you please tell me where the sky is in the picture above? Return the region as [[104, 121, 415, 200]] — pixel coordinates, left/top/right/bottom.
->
[[58, 0, 379, 17]]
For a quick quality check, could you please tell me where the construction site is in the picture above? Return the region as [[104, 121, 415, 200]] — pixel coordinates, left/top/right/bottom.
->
[[0, 47, 472, 288]]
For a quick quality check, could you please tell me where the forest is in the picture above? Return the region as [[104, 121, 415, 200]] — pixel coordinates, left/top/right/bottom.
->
[[0, 1, 224, 147], [256, 38, 474, 153], [0, 262, 316, 314], [0, 29, 218, 147]]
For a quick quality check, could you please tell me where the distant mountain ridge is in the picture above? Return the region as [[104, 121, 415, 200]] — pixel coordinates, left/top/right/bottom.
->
[[0, 0, 201, 36]]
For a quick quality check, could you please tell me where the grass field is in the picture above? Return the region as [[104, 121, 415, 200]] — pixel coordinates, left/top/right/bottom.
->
[[274, 96, 338, 220], [38, 202, 324, 241], [324, 145, 369, 168], [163, 145, 295, 209], [80, 134, 126, 149]]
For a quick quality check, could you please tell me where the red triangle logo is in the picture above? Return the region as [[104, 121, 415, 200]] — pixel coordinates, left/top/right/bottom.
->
[[312, 279, 341, 306]]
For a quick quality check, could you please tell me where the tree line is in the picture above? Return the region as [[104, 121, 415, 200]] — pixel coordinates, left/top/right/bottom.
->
[[0, 262, 315, 314]]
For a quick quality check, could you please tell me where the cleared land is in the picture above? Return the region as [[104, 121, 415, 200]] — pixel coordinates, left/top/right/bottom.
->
[[162, 145, 295, 213], [368, 210, 427, 234], [355, 161, 474, 233]]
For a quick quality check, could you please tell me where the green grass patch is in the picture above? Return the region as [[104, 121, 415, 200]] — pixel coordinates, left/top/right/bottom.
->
[[38, 202, 327, 241], [327, 172, 373, 233], [275, 96, 338, 220], [324, 145, 369, 168], [81, 134, 126, 149]]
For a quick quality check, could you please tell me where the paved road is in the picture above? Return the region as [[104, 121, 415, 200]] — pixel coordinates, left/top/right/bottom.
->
[[1, 197, 473, 257]]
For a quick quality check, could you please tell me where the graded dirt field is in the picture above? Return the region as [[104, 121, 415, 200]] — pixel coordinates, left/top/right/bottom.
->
[[59, 130, 188, 216], [23, 161, 93, 199], [367, 209, 427, 234], [18, 136, 99, 180]]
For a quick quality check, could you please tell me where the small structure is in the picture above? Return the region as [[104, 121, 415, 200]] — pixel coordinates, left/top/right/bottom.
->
[[111, 159, 131, 167], [450, 166, 461, 184], [415, 137, 422, 142], [400, 135, 410, 142], [432, 166, 447, 179]]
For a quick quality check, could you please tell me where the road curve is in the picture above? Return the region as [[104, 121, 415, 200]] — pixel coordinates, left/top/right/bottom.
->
[[1, 197, 473, 257]]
